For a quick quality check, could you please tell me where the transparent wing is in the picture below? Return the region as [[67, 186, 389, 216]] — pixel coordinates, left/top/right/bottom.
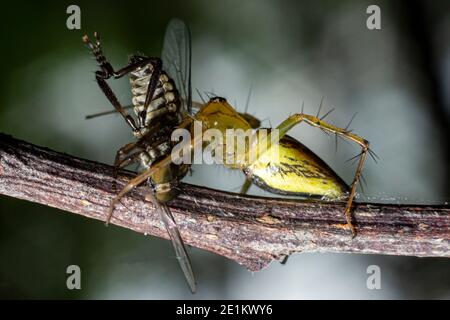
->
[[146, 191, 196, 293], [159, 202, 196, 293], [161, 18, 192, 115]]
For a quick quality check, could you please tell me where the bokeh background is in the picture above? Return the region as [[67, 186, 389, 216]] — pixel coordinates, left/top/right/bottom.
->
[[0, 0, 449, 299]]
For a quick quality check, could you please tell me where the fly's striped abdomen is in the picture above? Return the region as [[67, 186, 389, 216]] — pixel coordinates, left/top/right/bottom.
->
[[128, 62, 188, 203], [129, 62, 182, 167], [130, 64, 182, 128]]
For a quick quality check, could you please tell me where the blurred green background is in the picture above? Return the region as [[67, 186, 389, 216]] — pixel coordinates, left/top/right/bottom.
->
[[0, 0, 449, 299]]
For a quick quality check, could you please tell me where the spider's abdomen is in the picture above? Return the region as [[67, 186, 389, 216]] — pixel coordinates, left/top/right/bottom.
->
[[244, 134, 349, 199]]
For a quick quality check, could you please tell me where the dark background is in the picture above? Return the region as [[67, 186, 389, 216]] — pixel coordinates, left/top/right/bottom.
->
[[0, 0, 449, 298]]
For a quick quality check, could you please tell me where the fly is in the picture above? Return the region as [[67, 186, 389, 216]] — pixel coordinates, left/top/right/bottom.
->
[[83, 19, 196, 292]]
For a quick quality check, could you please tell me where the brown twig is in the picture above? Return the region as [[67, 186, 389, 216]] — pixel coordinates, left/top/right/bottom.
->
[[0, 133, 448, 271]]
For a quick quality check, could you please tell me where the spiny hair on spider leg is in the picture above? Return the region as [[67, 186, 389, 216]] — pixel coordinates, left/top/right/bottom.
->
[[345, 151, 364, 164], [345, 112, 358, 131], [368, 148, 380, 163], [320, 108, 335, 121], [316, 96, 326, 118]]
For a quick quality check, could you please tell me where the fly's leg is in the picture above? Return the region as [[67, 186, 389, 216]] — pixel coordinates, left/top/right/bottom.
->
[[112, 142, 141, 190], [108, 124, 166, 223], [83, 33, 140, 132], [142, 59, 162, 110], [107, 155, 178, 225], [82, 33, 161, 132], [105, 151, 143, 224], [259, 113, 370, 237], [107, 116, 201, 223], [128, 55, 163, 127]]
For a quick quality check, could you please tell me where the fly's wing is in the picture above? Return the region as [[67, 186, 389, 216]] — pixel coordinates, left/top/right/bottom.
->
[[147, 191, 196, 293], [159, 203, 196, 293], [161, 18, 192, 115]]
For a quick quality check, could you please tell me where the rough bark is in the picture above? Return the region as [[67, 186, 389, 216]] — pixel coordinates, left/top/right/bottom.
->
[[0, 133, 448, 271]]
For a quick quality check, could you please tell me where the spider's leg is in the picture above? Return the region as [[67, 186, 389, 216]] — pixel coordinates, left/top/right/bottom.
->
[[240, 178, 253, 195], [107, 164, 163, 225], [112, 142, 142, 194], [260, 113, 370, 237]]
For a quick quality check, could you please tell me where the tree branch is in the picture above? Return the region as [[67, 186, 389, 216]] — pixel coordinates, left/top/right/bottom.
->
[[0, 133, 448, 271]]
